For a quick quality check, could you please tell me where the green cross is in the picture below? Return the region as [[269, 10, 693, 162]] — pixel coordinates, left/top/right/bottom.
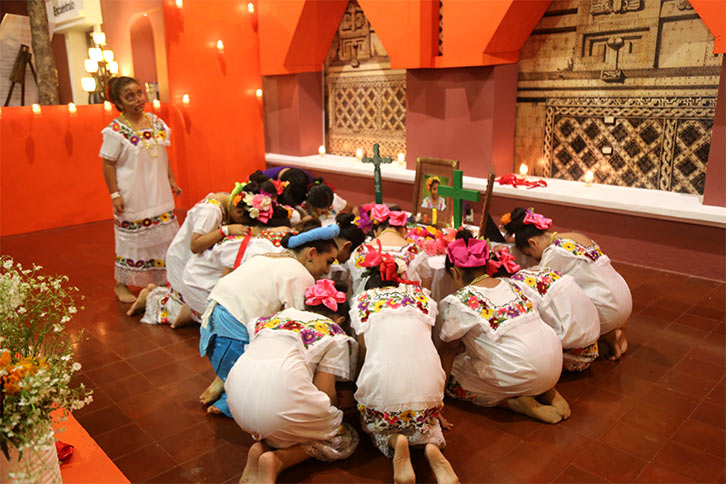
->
[[362, 143, 392, 204], [438, 169, 480, 228]]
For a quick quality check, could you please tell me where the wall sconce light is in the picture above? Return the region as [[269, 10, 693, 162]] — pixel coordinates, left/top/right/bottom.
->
[[318, 145, 326, 156], [216, 40, 224, 53], [31, 103, 41, 117], [67, 102, 77, 116], [519, 163, 528, 177], [175, 0, 183, 7], [152, 99, 161, 110], [102, 50, 114, 63], [88, 47, 103, 62], [81, 76, 97, 92], [92, 32, 106, 46], [255, 88, 263, 99], [356, 148, 363, 160], [108, 61, 118, 75], [104, 101, 113, 113], [182, 94, 190, 106], [247, 2, 254, 13], [84, 59, 98, 73]]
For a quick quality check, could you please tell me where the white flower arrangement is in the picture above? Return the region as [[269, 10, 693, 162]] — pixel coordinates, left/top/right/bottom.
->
[[0, 256, 92, 481]]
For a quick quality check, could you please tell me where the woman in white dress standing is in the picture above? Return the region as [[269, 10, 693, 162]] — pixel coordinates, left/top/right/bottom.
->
[[438, 230, 568, 424], [100, 77, 181, 303]]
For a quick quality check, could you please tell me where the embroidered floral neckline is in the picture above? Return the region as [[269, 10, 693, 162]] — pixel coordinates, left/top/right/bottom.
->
[[510, 267, 563, 296], [553, 237, 604, 262], [454, 283, 533, 331]]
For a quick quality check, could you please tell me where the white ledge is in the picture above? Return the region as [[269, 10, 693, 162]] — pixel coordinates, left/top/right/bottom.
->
[[266, 153, 726, 228]]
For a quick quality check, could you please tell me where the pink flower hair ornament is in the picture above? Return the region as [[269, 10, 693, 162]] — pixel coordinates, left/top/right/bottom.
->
[[305, 279, 347, 312], [446, 237, 490, 268], [523, 208, 552, 230], [369, 204, 408, 226]]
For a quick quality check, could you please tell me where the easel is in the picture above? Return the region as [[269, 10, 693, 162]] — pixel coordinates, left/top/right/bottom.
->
[[479, 166, 506, 242], [4, 44, 38, 107]]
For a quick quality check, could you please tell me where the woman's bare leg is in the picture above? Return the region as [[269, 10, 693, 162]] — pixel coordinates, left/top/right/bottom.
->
[[424, 444, 459, 484], [389, 434, 415, 484], [114, 283, 136, 303], [199, 376, 224, 405], [126, 283, 155, 316], [257, 445, 309, 484], [503, 396, 562, 424], [170, 304, 195, 329]]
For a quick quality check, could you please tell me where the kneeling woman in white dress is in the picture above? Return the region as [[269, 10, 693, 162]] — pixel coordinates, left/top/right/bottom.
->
[[351, 246, 458, 484], [199, 223, 341, 416], [438, 230, 569, 424], [226, 280, 359, 483], [503, 207, 632, 360], [488, 246, 601, 372]]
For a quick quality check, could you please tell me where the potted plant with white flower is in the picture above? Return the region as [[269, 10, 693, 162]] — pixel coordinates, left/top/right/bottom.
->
[[0, 256, 92, 483]]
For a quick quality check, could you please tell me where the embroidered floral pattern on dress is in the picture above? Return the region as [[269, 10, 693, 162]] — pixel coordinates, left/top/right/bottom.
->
[[158, 286, 185, 325], [553, 238, 604, 262], [254, 316, 345, 348], [115, 256, 166, 271], [108, 115, 168, 147], [353, 243, 419, 269], [562, 342, 599, 372], [453, 283, 533, 331], [258, 230, 287, 247], [357, 403, 443, 432], [354, 287, 430, 323], [510, 268, 562, 296], [445, 376, 477, 401], [114, 210, 176, 232]]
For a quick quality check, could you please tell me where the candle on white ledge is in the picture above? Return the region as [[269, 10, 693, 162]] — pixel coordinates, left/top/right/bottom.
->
[[152, 99, 161, 110], [585, 170, 594, 187], [182, 94, 190, 106], [432, 208, 437, 225], [104, 101, 113, 113], [67, 102, 77, 115], [318, 145, 326, 156], [247, 2, 254, 13], [32, 103, 41, 116], [519, 163, 528, 177], [255, 88, 263, 99], [216, 40, 224, 53], [356, 148, 363, 160], [397, 152, 405, 166]]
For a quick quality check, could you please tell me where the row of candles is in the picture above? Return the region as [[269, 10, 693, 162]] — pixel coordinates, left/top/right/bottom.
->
[[519, 162, 595, 187]]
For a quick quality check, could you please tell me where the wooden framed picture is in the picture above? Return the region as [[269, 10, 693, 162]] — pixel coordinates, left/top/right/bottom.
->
[[412, 156, 459, 227]]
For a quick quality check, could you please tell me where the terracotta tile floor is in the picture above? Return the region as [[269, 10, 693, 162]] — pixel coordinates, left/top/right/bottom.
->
[[2, 220, 725, 483]]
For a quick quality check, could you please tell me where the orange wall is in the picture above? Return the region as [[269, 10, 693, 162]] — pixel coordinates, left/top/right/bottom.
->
[[0, 103, 182, 236], [162, 0, 265, 207]]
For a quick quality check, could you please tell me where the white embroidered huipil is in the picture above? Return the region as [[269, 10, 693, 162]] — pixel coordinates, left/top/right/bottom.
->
[[439, 280, 562, 406], [508, 266, 600, 350], [226, 308, 357, 450], [99, 113, 178, 286], [346, 242, 432, 296], [540, 238, 632, 335]]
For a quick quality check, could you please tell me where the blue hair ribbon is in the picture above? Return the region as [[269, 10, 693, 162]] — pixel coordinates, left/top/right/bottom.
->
[[287, 224, 340, 249]]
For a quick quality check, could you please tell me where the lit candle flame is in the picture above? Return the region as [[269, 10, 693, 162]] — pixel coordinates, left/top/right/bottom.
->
[[318, 145, 326, 156], [216, 40, 224, 53], [67, 102, 77, 115], [104, 101, 113, 113], [152, 99, 161, 110], [585, 170, 594, 186], [32, 103, 41, 116], [356, 148, 363, 160], [182, 94, 190, 106], [255, 89, 263, 99], [519, 163, 528, 176], [397, 153, 405, 163]]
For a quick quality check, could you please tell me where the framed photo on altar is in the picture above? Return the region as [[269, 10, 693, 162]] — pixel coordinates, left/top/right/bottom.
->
[[412, 157, 459, 227]]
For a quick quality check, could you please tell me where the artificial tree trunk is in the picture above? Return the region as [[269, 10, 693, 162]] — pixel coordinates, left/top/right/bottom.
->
[[27, 0, 59, 105]]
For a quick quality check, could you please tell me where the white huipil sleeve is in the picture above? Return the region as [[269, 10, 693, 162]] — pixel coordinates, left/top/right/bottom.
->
[[436, 296, 479, 342], [99, 131, 123, 161], [279, 264, 314, 310], [193, 204, 225, 235]]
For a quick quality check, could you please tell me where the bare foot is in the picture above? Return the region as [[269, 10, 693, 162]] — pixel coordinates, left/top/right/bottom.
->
[[199, 376, 224, 405], [505, 396, 562, 424], [257, 451, 283, 484], [599, 330, 622, 361], [240, 443, 266, 483], [617, 327, 628, 356], [114, 283, 136, 303], [537, 389, 571, 420], [171, 304, 196, 329], [438, 413, 454, 431], [207, 405, 223, 415], [424, 444, 459, 484], [126, 283, 155, 316], [390, 434, 415, 484]]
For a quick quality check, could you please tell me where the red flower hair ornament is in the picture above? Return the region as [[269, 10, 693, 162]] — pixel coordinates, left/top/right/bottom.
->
[[360, 240, 419, 286], [486, 247, 521, 276], [305, 279, 346, 311]]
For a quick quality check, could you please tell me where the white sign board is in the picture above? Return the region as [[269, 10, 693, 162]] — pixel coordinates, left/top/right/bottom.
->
[[46, 0, 102, 33]]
